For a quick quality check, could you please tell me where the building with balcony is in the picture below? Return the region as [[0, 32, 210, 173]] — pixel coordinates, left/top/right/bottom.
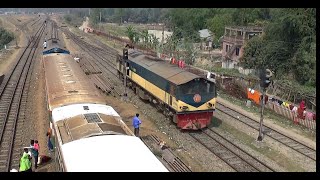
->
[[222, 26, 263, 69]]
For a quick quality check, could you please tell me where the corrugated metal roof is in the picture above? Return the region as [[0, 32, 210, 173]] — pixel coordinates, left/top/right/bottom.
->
[[199, 29, 212, 38]]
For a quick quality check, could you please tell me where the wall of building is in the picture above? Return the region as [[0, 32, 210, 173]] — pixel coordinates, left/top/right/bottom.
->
[[222, 42, 244, 62]]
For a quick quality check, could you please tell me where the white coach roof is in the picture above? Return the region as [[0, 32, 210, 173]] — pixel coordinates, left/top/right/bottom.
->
[[52, 103, 120, 122], [62, 135, 168, 172]]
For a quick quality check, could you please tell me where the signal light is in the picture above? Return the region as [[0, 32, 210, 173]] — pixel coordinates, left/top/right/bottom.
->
[[260, 69, 273, 88]]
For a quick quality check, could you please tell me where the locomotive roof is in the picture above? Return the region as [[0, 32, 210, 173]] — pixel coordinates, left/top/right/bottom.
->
[[128, 51, 200, 85], [43, 39, 70, 55], [43, 53, 105, 110]]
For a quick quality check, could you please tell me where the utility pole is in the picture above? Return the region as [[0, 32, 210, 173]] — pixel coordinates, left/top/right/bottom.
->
[[257, 87, 266, 141], [89, 8, 90, 16], [160, 23, 164, 57]]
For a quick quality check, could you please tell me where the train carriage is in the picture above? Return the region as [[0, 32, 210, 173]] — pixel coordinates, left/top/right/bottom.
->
[[43, 49, 168, 172], [117, 50, 217, 130], [42, 38, 70, 55]]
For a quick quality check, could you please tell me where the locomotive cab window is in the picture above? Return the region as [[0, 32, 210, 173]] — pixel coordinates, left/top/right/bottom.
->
[[178, 79, 215, 95]]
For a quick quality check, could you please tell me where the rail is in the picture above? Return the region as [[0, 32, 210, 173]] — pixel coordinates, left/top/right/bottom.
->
[[0, 21, 46, 172], [217, 102, 316, 161]]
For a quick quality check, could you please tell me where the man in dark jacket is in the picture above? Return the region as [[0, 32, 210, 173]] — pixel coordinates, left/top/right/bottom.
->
[[132, 113, 141, 137]]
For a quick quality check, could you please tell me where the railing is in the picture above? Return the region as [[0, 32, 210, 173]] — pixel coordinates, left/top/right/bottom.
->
[[223, 36, 244, 45], [265, 102, 316, 130]]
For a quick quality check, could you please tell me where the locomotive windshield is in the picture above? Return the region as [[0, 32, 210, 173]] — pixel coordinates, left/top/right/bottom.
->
[[178, 78, 216, 95]]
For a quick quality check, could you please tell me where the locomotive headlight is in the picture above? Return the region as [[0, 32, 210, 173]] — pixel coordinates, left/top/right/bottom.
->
[[207, 102, 214, 108], [180, 106, 189, 110]]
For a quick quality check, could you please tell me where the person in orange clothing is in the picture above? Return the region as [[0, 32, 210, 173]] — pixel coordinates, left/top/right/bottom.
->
[[247, 88, 261, 105]]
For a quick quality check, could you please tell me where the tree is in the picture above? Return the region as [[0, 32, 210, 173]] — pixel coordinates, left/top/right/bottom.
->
[[207, 13, 233, 43], [115, 8, 125, 25], [89, 8, 103, 26], [126, 25, 136, 43], [241, 8, 316, 87]]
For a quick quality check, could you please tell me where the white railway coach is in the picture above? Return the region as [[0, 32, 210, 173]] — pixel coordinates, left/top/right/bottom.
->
[[43, 53, 168, 172]]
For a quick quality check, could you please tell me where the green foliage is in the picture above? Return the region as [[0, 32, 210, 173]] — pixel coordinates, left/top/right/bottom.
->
[[80, 8, 316, 89], [0, 27, 14, 49], [206, 13, 233, 43], [63, 14, 84, 27], [64, 14, 72, 23], [89, 8, 103, 26], [125, 25, 136, 43], [276, 79, 316, 97], [241, 8, 316, 87]]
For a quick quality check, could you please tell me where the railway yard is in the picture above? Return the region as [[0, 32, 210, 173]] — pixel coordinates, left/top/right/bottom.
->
[[0, 14, 316, 172]]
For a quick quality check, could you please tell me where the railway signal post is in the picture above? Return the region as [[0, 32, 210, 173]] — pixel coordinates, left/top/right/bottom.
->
[[123, 48, 128, 102], [257, 87, 266, 141], [257, 69, 272, 141]]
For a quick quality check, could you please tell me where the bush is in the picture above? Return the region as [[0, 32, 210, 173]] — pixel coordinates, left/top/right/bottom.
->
[[0, 27, 14, 49]]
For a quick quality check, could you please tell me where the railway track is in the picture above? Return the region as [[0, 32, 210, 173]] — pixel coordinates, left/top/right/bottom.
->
[[0, 22, 46, 172], [217, 102, 316, 161], [141, 134, 192, 172], [62, 29, 122, 96], [189, 128, 275, 172]]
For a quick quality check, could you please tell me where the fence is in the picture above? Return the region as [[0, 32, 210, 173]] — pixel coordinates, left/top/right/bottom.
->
[[89, 29, 157, 57], [265, 101, 316, 131]]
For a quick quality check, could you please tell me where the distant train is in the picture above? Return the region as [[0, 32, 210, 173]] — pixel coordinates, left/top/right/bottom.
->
[[42, 39, 168, 172], [117, 49, 217, 130]]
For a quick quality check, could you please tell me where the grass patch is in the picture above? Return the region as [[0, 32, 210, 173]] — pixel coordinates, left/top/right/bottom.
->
[[218, 92, 316, 141], [215, 116, 306, 172], [101, 23, 128, 37]]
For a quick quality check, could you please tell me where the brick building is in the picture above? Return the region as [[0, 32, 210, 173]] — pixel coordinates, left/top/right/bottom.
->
[[222, 26, 263, 68]]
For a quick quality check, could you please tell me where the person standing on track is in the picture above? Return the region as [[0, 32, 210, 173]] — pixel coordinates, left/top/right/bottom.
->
[[132, 113, 141, 137]]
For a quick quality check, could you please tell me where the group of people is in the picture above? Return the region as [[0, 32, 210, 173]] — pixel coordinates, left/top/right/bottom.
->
[[16, 127, 54, 172], [18, 140, 39, 172], [247, 88, 316, 122]]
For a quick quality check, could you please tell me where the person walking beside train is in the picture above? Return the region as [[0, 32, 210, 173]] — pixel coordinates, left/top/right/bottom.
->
[[132, 113, 141, 137], [46, 127, 54, 152]]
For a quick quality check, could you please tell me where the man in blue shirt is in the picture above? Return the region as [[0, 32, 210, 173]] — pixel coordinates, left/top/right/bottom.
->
[[132, 113, 141, 137]]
